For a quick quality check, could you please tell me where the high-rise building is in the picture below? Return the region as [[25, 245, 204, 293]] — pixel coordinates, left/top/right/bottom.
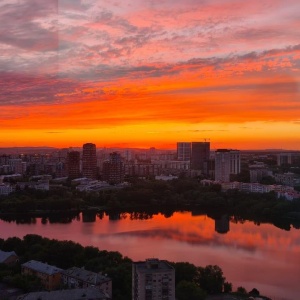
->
[[277, 153, 292, 166], [191, 142, 210, 174], [82, 143, 97, 179], [132, 258, 175, 300], [177, 142, 191, 161], [215, 149, 240, 182], [67, 151, 80, 179], [102, 152, 124, 184]]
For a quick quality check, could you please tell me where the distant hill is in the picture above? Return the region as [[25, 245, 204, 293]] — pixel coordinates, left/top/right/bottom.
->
[[0, 147, 58, 154]]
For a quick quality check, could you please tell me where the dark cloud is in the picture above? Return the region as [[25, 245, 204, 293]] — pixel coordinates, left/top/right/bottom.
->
[[0, 1, 59, 51], [72, 43, 298, 82], [0, 72, 81, 106], [235, 28, 283, 41]]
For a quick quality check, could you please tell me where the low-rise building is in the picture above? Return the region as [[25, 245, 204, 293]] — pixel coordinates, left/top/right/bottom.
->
[[155, 175, 178, 181], [0, 184, 14, 196], [124, 163, 162, 177], [274, 172, 300, 187], [62, 267, 112, 298], [21, 260, 62, 290], [200, 180, 300, 201], [0, 250, 19, 265], [76, 180, 111, 192], [249, 163, 272, 183], [17, 180, 49, 191]]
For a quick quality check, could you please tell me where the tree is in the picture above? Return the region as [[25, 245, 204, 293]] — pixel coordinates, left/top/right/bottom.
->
[[249, 288, 260, 296], [176, 280, 206, 300], [223, 281, 232, 293], [196, 265, 225, 294], [172, 262, 198, 285], [236, 286, 247, 294]]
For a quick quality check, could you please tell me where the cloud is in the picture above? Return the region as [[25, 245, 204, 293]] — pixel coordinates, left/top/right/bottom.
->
[[0, 72, 82, 106], [0, 1, 58, 51], [1, 0, 300, 142]]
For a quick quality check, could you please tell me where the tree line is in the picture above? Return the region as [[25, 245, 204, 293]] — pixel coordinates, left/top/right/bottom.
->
[[1, 178, 300, 230], [0, 235, 268, 299]]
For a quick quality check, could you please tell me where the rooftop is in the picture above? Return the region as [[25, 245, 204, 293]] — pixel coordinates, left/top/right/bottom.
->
[[133, 258, 174, 273], [63, 267, 111, 284], [0, 250, 17, 263], [22, 260, 62, 275]]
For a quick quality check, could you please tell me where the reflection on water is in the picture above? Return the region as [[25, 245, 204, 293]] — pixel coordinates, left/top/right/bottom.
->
[[214, 215, 230, 234], [0, 211, 299, 300]]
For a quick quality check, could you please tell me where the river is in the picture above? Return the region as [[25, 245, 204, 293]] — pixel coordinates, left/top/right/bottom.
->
[[0, 211, 299, 300]]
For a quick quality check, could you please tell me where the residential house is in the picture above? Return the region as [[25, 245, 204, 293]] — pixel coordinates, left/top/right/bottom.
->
[[21, 260, 62, 290], [62, 267, 112, 298], [0, 250, 19, 265]]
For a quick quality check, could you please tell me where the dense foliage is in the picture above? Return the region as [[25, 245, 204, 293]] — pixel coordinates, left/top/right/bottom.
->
[[0, 235, 132, 299], [0, 235, 269, 299]]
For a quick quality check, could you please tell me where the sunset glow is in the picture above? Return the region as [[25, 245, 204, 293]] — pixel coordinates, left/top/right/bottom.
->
[[1, 0, 300, 149]]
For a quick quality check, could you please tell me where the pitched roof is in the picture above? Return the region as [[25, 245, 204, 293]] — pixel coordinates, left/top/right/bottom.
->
[[0, 250, 17, 263], [22, 260, 62, 275], [63, 267, 111, 285]]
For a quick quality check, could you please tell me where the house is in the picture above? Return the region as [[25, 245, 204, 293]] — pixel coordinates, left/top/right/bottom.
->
[[62, 267, 112, 298], [21, 260, 62, 290], [0, 250, 19, 265]]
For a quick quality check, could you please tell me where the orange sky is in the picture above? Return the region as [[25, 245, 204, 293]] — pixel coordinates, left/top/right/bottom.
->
[[1, 0, 300, 149]]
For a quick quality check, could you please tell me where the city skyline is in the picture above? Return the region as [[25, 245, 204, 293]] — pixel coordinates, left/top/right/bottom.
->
[[1, 0, 300, 150]]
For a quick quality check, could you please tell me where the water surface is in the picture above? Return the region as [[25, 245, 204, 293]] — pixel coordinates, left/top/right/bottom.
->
[[0, 211, 299, 300]]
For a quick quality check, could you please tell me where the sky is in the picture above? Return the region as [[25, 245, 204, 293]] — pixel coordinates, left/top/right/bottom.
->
[[1, 0, 300, 149]]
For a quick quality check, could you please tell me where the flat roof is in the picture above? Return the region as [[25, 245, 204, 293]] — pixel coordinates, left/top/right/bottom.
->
[[133, 259, 174, 273]]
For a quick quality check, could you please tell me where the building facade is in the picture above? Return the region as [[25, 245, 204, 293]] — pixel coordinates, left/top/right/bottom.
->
[[62, 267, 112, 298], [67, 151, 81, 179], [190, 142, 210, 174], [124, 163, 161, 177], [82, 143, 97, 179], [132, 258, 175, 300], [102, 152, 124, 184], [177, 142, 191, 161], [215, 149, 240, 182], [21, 260, 62, 290]]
